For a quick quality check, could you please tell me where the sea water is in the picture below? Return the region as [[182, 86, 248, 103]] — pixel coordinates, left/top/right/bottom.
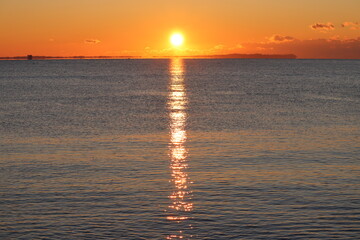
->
[[0, 59, 359, 239]]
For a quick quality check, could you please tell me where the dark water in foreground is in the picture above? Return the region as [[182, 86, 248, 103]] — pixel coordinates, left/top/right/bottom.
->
[[0, 59, 359, 239]]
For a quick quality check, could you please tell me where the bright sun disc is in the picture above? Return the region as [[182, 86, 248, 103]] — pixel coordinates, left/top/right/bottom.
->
[[170, 33, 184, 47]]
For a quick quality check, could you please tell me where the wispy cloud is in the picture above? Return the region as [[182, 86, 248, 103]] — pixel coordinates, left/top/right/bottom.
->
[[141, 43, 245, 57], [213, 44, 225, 50], [310, 22, 335, 32], [128, 37, 360, 59], [341, 21, 360, 30], [242, 37, 360, 59], [268, 35, 296, 43], [84, 39, 101, 44]]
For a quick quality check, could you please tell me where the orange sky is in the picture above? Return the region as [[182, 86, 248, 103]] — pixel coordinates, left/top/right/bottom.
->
[[1, 0, 359, 58]]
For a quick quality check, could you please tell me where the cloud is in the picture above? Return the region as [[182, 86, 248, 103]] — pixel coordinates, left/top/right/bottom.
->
[[84, 39, 101, 44], [141, 44, 245, 57], [269, 35, 296, 43], [214, 44, 225, 50], [341, 22, 360, 30], [242, 37, 360, 59], [310, 22, 335, 32], [124, 37, 360, 59], [227, 44, 244, 51]]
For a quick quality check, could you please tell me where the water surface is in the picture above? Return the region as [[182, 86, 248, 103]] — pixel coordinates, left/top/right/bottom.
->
[[0, 59, 359, 239]]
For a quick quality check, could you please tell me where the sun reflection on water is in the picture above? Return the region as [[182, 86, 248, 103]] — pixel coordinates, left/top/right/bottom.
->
[[166, 58, 193, 239]]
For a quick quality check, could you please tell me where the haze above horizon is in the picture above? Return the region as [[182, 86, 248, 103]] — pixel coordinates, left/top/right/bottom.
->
[[1, 0, 359, 59]]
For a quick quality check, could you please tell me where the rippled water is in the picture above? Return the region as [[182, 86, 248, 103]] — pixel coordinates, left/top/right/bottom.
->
[[1, 59, 359, 239]]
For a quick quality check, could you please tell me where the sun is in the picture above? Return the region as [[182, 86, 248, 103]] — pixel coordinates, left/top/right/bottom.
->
[[170, 33, 184, 47]]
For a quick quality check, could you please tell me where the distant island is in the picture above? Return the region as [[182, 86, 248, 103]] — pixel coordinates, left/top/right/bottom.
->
[[0, 53, 297, 60], [190, 53, 297, 59], [0, 55, 140, 60]]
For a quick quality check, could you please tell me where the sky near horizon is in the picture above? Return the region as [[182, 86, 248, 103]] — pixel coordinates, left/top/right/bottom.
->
[[1, 0, 360, 58]]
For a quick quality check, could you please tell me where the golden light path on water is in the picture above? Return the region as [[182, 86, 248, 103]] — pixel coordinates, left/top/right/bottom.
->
[[166, 58, 193, 239]]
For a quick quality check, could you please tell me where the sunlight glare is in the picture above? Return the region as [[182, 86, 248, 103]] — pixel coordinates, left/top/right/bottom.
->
[[170, 33, 184, 47]]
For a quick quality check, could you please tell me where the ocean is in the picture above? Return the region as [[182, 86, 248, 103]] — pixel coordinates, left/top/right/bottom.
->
[[0, 59, 359, 239]]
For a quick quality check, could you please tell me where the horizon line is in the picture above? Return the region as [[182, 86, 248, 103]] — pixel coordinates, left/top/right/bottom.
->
[[0, 53, 297, 60], [1, 53, 360, 60]]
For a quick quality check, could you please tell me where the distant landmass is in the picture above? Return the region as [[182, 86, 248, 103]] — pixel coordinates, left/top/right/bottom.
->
[[191, 53, 297, 59], [0, 55, 140, 60], [0, 53, 297, 60]]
